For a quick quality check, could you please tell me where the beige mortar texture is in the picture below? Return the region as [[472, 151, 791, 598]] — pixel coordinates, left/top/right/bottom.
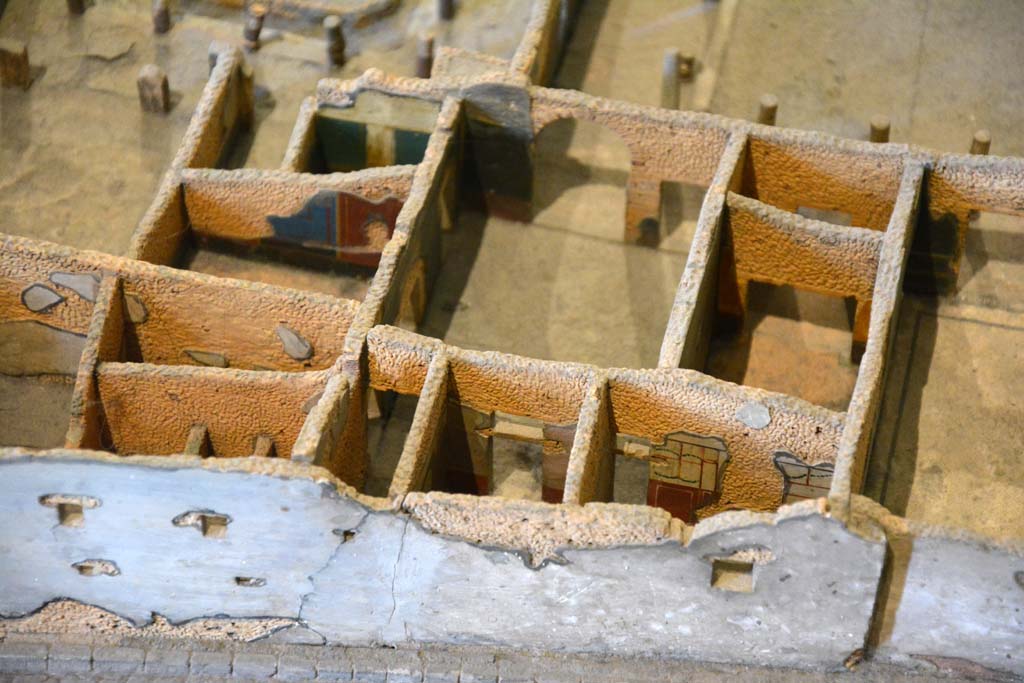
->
[[829, 164, 923, 515], [403, 493, 683, 567], [367, 326, 591, 425], [65, 276, 126, 449], [96, 364, 327, 457], [387, 351, 449, 499], [280, 96, 320, 172], [128, 45, 253, 265], [726, 192, 882, 300], [530, 86, 731, 187], [0, 600, 294, 643]]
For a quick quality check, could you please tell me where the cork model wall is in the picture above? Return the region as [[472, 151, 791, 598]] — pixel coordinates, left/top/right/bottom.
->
[[1, 0, 1022, 675]]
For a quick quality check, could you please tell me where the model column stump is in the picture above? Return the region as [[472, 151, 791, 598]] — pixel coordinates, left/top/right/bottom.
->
[[971, 129, 991, 155], [324, 15, 346, 67], [137, 64, 170, 113], [0, 39, 30, 90], [416, 34, 435, 78], [757, 93, 778, 125], [869, 115, 891, 143], [243, 3, 267, 51]]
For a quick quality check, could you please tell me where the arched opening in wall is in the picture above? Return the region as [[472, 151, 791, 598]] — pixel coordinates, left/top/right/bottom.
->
[[531, 117, 631, 243]]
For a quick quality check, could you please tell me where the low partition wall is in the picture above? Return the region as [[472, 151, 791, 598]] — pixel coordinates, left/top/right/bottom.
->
[[95, 363, 327, 458], [912, 154, 1024, 292], [723, 193, 883, 301], [510, 0, 583, 85], [66, 276, 126, 450], [829, 163, 923, 520], [739, 136, 904, 232], [658, 132, 748, 370]]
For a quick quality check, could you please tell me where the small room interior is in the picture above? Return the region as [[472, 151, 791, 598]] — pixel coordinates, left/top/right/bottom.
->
[[180, 239, 380, 301], [61, 272, 331, 458], [361, 390, 583, 504], [0, 283, 89, 449], [0, 236, 351, 457], [180, 92, 440, 301], [92, 363, 325, 458], [701, 140, 896, 412], [359, 339, 587, 503], [703, 281, 861, 411], [416, 114, 688, 369]]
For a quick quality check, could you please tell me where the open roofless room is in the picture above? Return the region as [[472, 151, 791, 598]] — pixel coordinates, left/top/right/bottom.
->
[[0, 0, 1022, 680]]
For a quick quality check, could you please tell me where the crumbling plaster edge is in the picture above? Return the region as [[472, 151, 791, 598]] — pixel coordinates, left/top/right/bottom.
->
[[0, 448, 889, 557], [0, 596, 306, 640]]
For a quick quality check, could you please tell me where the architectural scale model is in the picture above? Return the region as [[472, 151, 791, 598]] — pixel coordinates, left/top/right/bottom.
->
[[0, 0, 1021, 679]]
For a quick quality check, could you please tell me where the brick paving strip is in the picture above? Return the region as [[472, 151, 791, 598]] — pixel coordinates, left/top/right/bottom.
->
[[0, 632, 969, 682]]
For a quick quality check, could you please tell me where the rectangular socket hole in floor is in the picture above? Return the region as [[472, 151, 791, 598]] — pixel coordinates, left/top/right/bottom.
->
[[711, 559, 754, 593], [201, 514, 229, 538], [57, 502, 84, 527], [235, 576, 266, 587], [72, 559, 119, 577]]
